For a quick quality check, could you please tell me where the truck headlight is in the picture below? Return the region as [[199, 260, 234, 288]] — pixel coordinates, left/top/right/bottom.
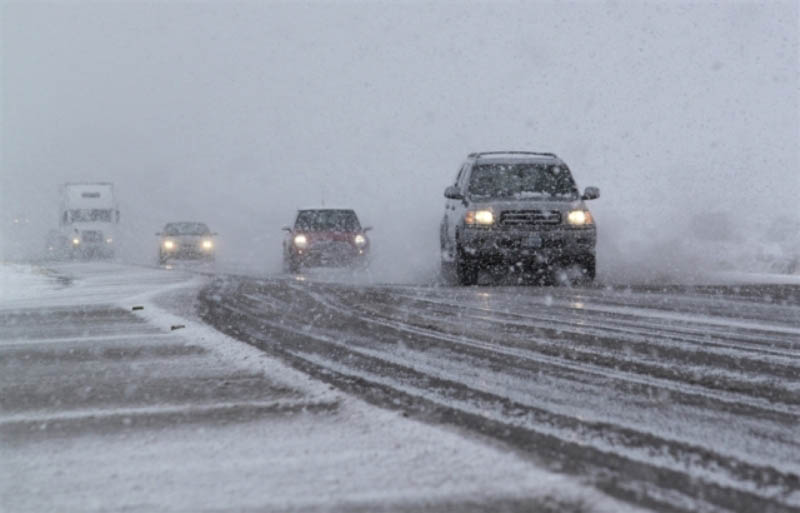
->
[[293, 234, 308, 249], [567, 210, 593, 226], [202, 239, 213, 250], [465, 210, 494, 225], [354, 234, 366, 246], [163, 240, 175, 250]]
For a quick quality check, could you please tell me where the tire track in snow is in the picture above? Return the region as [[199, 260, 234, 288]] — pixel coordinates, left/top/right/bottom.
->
[[198, 276, 800, 513]]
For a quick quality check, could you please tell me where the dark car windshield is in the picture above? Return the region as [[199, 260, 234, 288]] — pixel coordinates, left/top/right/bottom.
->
[[163, 222, 211, 235], [468, 163, 579, 200], [295, 210, 361, 232]]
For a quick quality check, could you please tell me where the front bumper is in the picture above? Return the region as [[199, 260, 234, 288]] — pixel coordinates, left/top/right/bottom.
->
[[459, 226, 595, 263], [161, 246, 215, 259], [290, 244, 368, 267]]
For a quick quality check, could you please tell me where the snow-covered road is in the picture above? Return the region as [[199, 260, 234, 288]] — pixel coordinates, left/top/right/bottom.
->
[[0, 263, 636, 513], [200, 273, 800, 513]]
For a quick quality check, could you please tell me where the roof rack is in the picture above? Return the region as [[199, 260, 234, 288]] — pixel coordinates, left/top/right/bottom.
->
[[468, 151, 558, 159]]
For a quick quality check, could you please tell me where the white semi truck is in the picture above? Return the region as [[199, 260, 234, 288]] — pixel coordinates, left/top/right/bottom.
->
[[57, 182, 119, 259]]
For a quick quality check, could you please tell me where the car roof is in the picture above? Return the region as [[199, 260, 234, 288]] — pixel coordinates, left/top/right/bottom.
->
[[469, 151, 562, 164], [297, 208, 356, 212]]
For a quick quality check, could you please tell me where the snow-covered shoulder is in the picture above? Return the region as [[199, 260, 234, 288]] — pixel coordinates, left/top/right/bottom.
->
[[0, 263, 65, 304]]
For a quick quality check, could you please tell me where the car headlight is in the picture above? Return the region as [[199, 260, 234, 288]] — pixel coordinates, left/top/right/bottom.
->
[[465, 209, 494, 225], [567, 210, 593, 226], [163, 240, 175, 250], [354, 234, 366, 246], [106, 238, 113, 244], [202, 239, 213, 250], [293, 234, 308, 249], [72, 238, 80, 245]]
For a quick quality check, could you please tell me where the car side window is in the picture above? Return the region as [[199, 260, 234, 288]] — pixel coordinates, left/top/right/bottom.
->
[[456, 163, 471, 190], [455, 163, 469, 189], [454, 164, 465, 186]]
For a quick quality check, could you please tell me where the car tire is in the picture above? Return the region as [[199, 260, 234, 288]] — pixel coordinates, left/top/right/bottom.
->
[[440, 259, 456, 285], [353, 258, 369, 271], [455, 246, 478, 286], [576, 254, 596, 283], [440, 241, 459, 285], [554, 254, 595, 285]]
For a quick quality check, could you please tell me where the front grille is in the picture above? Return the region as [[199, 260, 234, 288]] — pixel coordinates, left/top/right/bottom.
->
[[500, 210, 561, 226], [495, 238, 564, 250], [311, 241, 353, 254], [82, 231, 103, 243]]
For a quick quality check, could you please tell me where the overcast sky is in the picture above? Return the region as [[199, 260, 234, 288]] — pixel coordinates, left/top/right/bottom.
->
[[2, 0, 798, 279]]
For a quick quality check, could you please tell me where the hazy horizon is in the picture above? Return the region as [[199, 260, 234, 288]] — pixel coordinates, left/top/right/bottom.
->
[[3, 0, 798, 282]]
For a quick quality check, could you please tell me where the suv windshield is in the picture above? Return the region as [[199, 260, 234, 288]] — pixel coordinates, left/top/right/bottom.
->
[[164, 222, 211, 235], [295, 210, 361, 232], [468, 163, 578, 200]]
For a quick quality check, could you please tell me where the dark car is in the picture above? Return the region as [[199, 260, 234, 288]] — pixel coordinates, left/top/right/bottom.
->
[[156, 222, 217, 264], [440, 151, 599, 285], [283, 209, 371, 272]]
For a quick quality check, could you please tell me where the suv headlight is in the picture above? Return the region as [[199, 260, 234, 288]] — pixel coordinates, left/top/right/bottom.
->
[[293, 234, 308, 249], [567, 210, 593, 226], [465, 209, 494, 225], [202, 239, 213, 250], [354, 234, 366, 246], [163, 240, 175, 249]]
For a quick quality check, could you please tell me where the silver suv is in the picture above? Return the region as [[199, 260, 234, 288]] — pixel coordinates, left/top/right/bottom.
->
[[440, 151, 599, 285]]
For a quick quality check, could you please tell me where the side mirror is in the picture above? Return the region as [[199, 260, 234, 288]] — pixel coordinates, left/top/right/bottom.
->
[[363, 226, 373, 232], [155, 232, 162, 236], [444, 186, 464, 200], [211, 232, 219, 236], [582, 186, 600, 200], [282, 226, 292, 232]]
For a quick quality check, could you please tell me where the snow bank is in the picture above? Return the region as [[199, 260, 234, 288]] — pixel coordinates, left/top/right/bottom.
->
[[0, 264, 62, 303], [599, 213, 800, 284]]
